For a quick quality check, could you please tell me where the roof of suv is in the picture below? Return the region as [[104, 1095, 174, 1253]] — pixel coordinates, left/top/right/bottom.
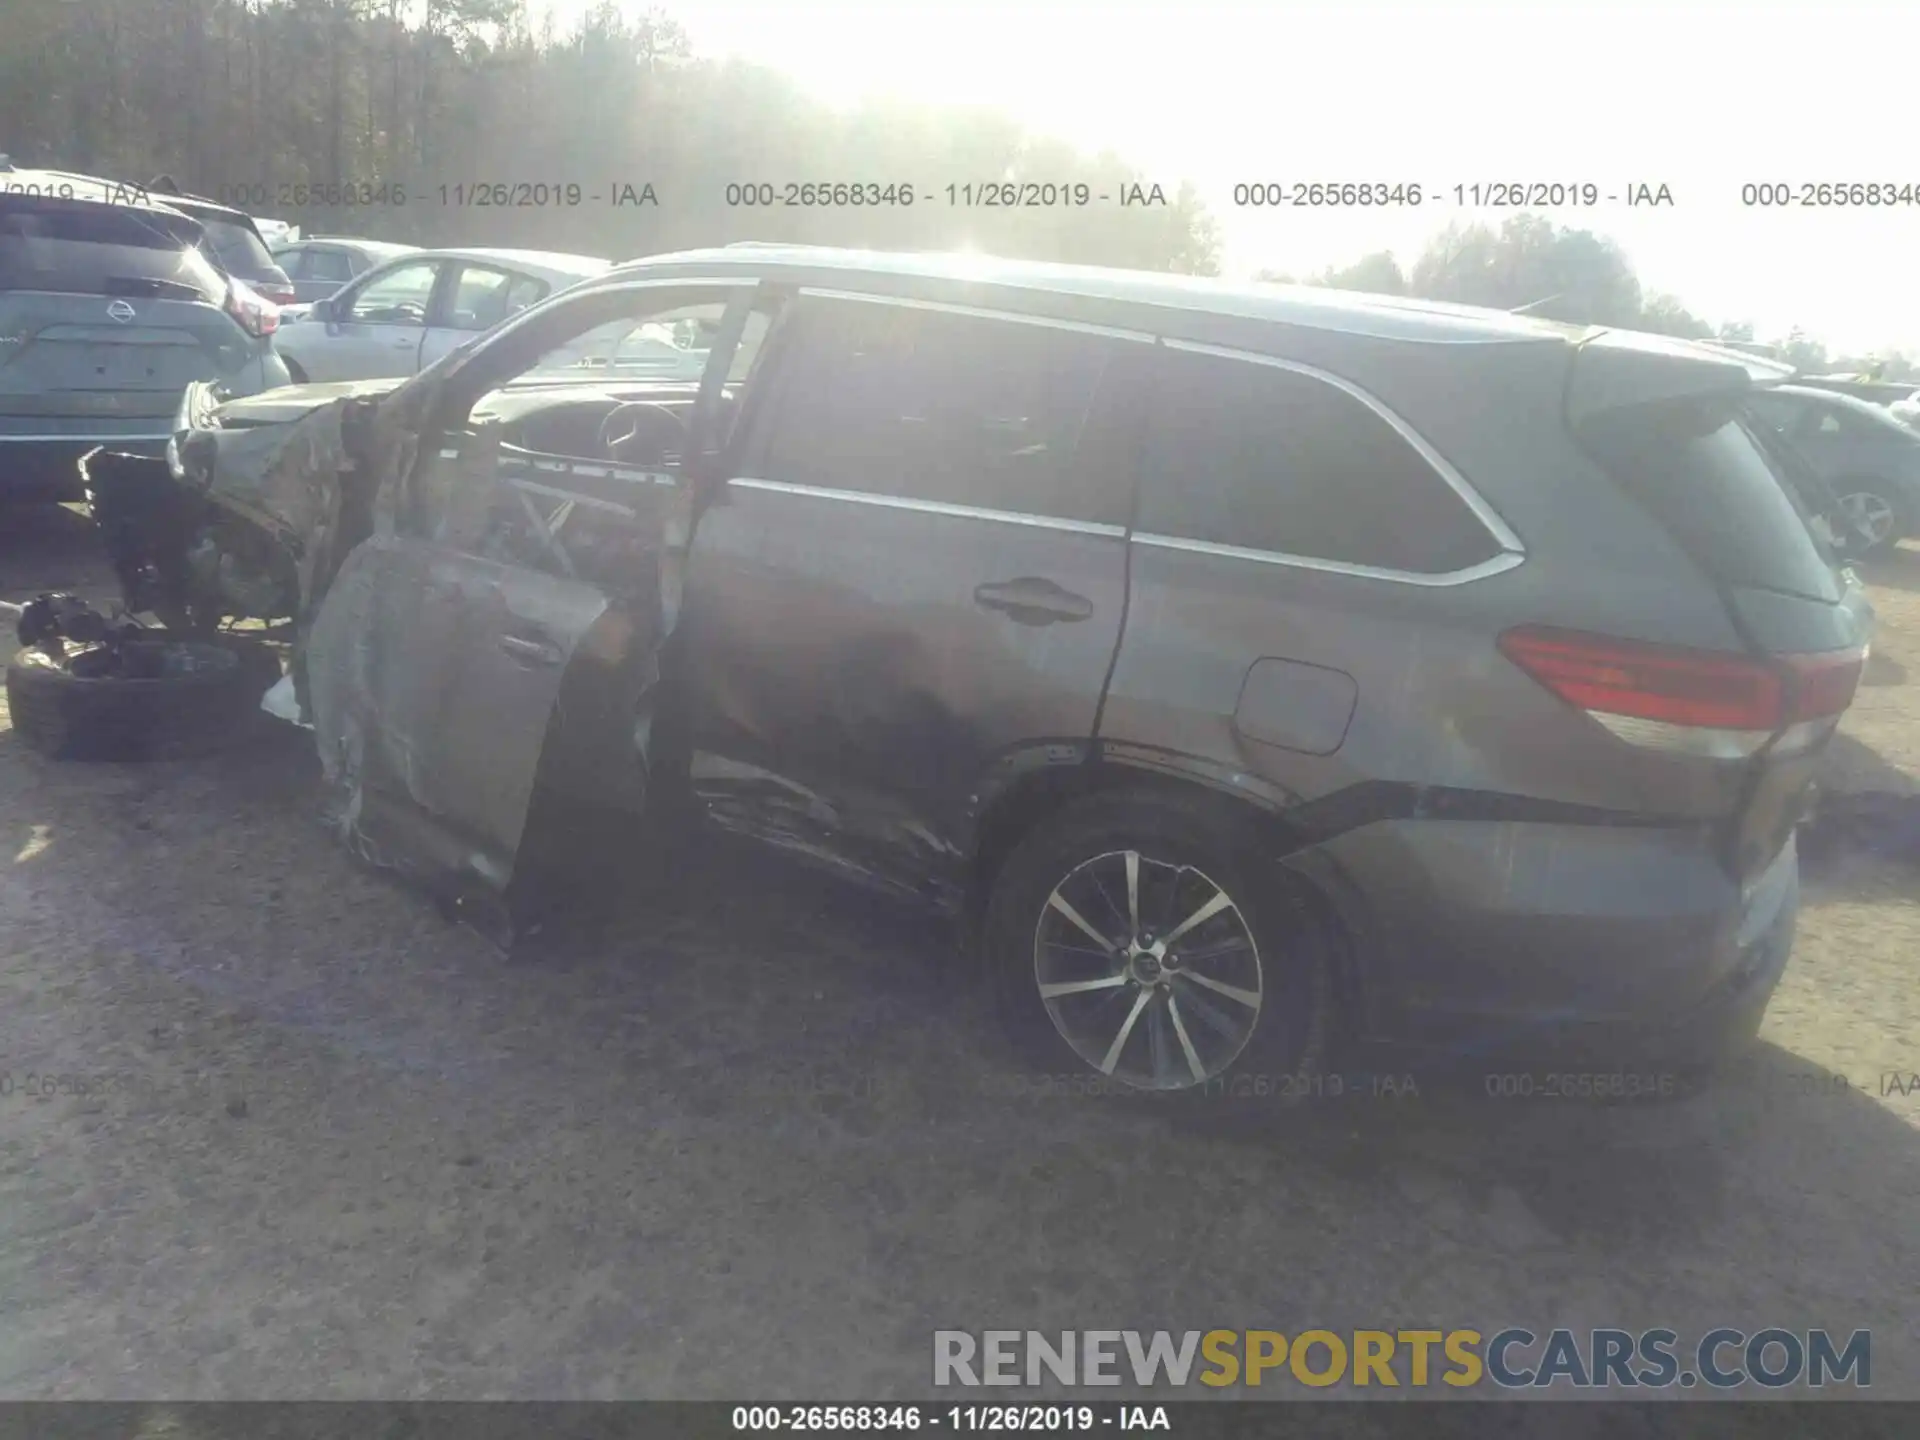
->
[[3, 165, 263, 227], [0, 165, 204, 221], [616, 244, 1576, 344], [607, 245, 1782, 372], [144, 190, 261, 230]]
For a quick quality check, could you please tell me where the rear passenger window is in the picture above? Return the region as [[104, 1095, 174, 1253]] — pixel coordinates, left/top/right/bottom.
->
[[758, 298, 1124, 525], [1139, 349, 1504, 575]]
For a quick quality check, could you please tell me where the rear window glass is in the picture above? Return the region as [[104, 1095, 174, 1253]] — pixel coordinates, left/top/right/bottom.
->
[[1581, 398, 1841, 603], [193, 215, 277, 277], [0, 198, 227, 302]]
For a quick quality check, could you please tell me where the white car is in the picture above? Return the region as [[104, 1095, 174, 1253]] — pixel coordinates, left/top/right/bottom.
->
[[271, 236, 419, 305], [1889, 388, 1920, 433], [272, 247, 609, 383], [253, 217, 298, 246], [533, 313, 724, 380]]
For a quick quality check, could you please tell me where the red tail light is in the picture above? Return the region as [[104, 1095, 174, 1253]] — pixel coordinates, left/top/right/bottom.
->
[[1498, 628, 1780, 729], [225, 278, 280, 338], [1498, 626, 1865, 758], [1778, 647, 1866, 723], [258, 281, 298, 306]]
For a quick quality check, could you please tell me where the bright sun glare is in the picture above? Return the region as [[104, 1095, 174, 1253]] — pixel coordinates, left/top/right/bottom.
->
[[538, 2, 1920, 351]]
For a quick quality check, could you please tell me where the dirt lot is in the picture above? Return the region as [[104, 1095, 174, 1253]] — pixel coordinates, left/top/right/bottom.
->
[[2, 504, 1918, 1401]]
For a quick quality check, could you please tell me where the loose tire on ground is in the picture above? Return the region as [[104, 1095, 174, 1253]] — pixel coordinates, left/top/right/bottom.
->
[[982, 788, 1329, 1099], [204, 632, 284, 697], [5, 634, 281, 762]]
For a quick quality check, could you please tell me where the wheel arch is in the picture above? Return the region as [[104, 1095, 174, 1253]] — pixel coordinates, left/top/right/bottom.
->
[[963, 744, 1373, 1039]]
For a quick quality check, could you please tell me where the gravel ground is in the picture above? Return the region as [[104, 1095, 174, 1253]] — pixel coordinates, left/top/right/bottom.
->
[[2, 504, 1918, 1401]]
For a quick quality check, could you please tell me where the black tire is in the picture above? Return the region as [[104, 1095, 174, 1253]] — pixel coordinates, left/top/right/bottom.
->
[[203, 632, 284, 696], [5, 635, 277, 762], [983, 789, 1328, 1098], [282, 357, 308, 385], [122, 629, 281, 698]]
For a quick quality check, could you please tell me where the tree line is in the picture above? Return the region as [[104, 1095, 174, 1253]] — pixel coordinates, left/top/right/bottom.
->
[[1, 0, 1902, 376], [1259, 216, 1911, 381], [1, 0, 1219, 273]]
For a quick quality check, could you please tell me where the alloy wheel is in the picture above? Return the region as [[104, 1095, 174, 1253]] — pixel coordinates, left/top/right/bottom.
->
[[1837, 490, 1898, 550], [1032, 849, 1263, 1091]]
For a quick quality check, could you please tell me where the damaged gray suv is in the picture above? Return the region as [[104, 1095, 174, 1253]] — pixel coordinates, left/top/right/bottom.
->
[[57, 247, 1873, 1093]]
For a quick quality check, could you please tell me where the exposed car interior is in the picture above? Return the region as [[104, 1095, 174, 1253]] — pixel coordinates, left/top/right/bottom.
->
[[467, 306, 764, 469], [478, 386, 689, 465], [474, 386, 746, 470]]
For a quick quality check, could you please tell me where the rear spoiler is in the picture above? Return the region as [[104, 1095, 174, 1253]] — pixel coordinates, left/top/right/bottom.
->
[[1566, 328, 1796, 428]]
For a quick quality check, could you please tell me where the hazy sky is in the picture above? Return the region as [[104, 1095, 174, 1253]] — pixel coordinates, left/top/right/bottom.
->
[[535, 1, 1920, 354]]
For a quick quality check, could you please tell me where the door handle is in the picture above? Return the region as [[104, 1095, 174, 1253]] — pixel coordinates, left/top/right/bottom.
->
[[973, 577, 1095, 626], [392, 337, 417, 349], [498, 633, 565, 667]]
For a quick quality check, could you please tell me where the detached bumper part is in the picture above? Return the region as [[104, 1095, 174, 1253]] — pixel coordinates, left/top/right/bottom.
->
[[0, 434, 169, 503], [260, 673, 311, 729]]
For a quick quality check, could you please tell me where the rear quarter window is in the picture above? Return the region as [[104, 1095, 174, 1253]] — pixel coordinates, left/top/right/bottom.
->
[[1138, 347, 1506, 575], [1580, 398, 1841, 603]]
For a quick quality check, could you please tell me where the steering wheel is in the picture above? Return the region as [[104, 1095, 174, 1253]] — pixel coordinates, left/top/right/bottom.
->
[[597, 401, 688, 467]]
